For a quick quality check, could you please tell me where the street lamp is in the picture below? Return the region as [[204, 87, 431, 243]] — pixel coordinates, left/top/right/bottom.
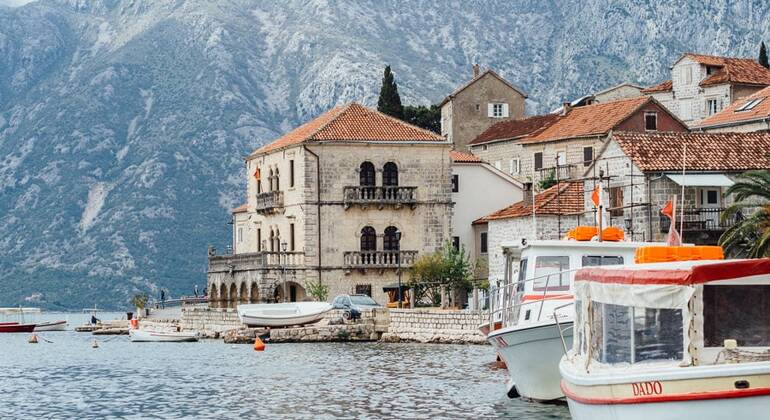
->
[[281, 241, 288, 302], [394, 230, 402, 309]]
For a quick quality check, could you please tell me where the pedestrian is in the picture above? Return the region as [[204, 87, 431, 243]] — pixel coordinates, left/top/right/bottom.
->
[[194, 284, 199, 298], [160, 289, 166, 309]]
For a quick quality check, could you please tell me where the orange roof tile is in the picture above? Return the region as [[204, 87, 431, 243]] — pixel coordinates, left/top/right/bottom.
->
[[449, 150, 483, 163], [480, 181, 584, 221], [521, 96, 652, 144], [469, 113, 561, 145], [612, 131, 770, 172], [679, 53, 770, 87], [232, 203, 248, 213], [697, 86, 770, 128], [641, 79, 673, 94], [249, 103, 445, 157]]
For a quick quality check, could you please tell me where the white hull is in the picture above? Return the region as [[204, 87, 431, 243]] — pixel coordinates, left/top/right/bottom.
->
[[237, 302, 332, 327], [129, 329, 198, 342], [489, 321, 573, 401], [567, 395, 770, 420], [34, 320, 67, 331]]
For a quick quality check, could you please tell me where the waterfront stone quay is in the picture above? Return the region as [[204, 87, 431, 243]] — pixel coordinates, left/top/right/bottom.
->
[[176, 306, 488, 344]]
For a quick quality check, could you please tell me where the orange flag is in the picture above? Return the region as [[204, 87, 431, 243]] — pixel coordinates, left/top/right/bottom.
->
[[661, 200, 674, 219], [253, 168, 261, 180], [591, 185, 600, 207]]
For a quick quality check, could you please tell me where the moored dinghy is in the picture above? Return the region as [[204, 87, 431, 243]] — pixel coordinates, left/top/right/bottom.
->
[[129, 329, 199, 342], [237, 302, 332, 327], [34, 320, 67, 331]]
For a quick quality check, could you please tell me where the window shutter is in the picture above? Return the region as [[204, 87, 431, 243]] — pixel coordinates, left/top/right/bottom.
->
[[487, 103, 494, 117], [534, 153, 543, 170], [502, 103, 509, 117]]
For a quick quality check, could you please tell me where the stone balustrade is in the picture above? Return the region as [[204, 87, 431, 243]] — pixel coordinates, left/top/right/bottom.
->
[[343, 186, 417, 208], [255, 190, 284, 213], [343, 250, 418, 269]]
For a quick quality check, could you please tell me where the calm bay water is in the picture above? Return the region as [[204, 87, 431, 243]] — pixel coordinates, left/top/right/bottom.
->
[[1, 313, 570, 419]]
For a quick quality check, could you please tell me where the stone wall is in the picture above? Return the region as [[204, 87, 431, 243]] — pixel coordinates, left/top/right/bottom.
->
[[179, 307, 243, 335], [381, 309, 488, 344]]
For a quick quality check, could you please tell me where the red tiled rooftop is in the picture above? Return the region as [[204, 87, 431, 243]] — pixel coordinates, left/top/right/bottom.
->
[[232, 203, 248, 213], [641, 79, 673, 94], [449, 150, 483, 163], [612, 131, 770, 172], [469, 113, 561, 145], [697, 86, 770, 128], [249, 103, 445, 157], [480, 181, 584, 221], [520, 96, 652, 144]]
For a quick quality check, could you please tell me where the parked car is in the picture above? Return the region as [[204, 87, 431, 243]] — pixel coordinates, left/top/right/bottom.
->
[[331, 294, 381, 319]]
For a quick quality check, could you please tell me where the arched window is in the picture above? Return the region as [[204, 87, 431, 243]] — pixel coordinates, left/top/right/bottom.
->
[[360, 162, 376, 186], [383, 162, 398, 186], [274, 167, 280, 191], [274, 229, 280, 252], [269, 230, 275, 252], [360, 226, 377, 252], [268, 169, 274, 191], [383, 226, 400, 251]]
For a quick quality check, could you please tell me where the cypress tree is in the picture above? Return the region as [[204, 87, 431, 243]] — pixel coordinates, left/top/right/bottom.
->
[[760, 42, 769, 69], [377, 65, 403, 119]]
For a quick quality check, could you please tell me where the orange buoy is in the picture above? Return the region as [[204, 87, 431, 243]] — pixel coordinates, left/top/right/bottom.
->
[[130, 319, 139, 329], [28, 334, 38, 344], [253, 336, 266, 352]]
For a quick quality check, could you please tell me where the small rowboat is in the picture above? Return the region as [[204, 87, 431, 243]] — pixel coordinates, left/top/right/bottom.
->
[[237, 302, 332, 327], [128, 329, 199, 342], [0, 323, 36, 333], [34, 320, 67, 331]]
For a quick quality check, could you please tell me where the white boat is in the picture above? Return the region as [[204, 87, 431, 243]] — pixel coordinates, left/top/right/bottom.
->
[[237, 302, 332, 327], [129, 328, 199, 342], [559, 249, 770, 420], [486, 236, 661, 402], [34, 320, 67, 331]]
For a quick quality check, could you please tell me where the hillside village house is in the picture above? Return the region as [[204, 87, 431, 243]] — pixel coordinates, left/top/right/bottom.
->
[[582, 131, 770, 245], [449, 150, 523, 282], [440, 65, 527, 151], [208, 103, 452, 308], [696, 85, 770, 132], [642, 53, 770, 126], [552, 82, 645, 113], [468, 96, 687, 188]]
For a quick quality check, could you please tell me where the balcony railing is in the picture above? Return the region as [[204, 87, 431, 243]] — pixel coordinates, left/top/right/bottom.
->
[[537, 164, 576, 182], [343, 250, 418, 269], [256, 191, 284, 213], [208, 251, 304, 273], [343, 186, 417, 209], [659, 207, 736, 233]]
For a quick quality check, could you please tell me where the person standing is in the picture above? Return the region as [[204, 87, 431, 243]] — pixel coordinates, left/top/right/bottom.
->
[[160, 289, 166, 309], [194, 284, 199, 298]]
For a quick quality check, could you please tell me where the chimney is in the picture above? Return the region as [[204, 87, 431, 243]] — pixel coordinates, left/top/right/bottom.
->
[[561, 102, 572, 116], [472, 63, 480, 78]]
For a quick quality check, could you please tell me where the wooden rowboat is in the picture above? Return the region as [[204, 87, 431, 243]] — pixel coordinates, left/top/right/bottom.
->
[[34, 320, 67, 331]]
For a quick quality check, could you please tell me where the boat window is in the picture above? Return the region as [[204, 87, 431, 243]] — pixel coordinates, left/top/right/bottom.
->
[[601, 303, 633, 364], [634, 308, 683, 362], [575, 299, 585, 355], [704, 285, 770, 347], [582, 255, 624, 267], [533, 256, 570, 291], [516, 258, 528, 292]]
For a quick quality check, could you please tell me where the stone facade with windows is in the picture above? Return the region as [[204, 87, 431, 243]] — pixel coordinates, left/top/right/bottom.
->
[[208, 103, 452, 308], [440, 66, 527, 151]]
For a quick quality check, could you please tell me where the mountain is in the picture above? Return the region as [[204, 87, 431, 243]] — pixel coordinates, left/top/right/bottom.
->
[[1, 0, 769, 309]]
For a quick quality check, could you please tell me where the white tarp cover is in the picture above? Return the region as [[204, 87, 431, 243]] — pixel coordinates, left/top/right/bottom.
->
[[574, 281, 695, 310], [665, 173, 734, 187]]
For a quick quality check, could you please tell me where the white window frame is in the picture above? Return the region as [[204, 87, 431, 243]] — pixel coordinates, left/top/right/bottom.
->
[[509, 158, 520, 175], [238, 227, 244, 243], [488, 103, 509, 118], [644, 112, 658, 131], [494, 160, 502, 170], [706, 98, 720, 116]]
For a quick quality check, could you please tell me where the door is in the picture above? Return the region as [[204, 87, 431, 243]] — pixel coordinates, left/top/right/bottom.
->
[[699, 188, 721, 228]]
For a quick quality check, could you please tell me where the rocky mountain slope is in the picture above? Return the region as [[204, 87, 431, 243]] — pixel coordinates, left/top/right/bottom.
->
[[1, 0, 769, 309]]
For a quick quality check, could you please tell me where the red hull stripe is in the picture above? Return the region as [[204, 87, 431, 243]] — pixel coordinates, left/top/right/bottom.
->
[[574, 258, 770, 286], [521, 294, 573, 302], [561, 380, 770, 405]]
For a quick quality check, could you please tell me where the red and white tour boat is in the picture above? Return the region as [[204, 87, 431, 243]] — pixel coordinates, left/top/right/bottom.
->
[[559, 247, 770, 419]]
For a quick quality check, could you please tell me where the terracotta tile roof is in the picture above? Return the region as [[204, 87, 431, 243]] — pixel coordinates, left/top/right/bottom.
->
[[612, 131, 770, 172], [697, 86, 770, 128], [232, 203, 248, 213], [698, 57, 770, 87], [469, 113, 561, 145], [480, 181, 584, 221], [439, 69, 527, 107], [520, 96, 652, 144], [641, 79, 673, 94], [449, 150, 483, 163], [249, 103, 445, 157]]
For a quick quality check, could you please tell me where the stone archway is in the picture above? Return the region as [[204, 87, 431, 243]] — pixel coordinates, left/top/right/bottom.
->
[[239, 282, 248, 303], [228, 283, 237, 308], [274, 281, 307, 303], [209, 283, 219, 308], [249, 282, 259, 303], [218, 283, 228, 308]]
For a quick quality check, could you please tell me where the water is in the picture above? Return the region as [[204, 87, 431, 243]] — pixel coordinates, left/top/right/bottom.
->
[[1, 313, 570, 419]]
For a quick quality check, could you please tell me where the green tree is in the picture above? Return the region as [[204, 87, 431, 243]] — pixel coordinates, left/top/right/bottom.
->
[[538, 169, 557, 190], [402, 104, 441, 133], [408, 241, 474, 305], [130, 293, 148, 309], [377, 65, 403, 119], [306, 279, 330, 301], [760, 42, 769, 69], [719, 170, 770, 258]]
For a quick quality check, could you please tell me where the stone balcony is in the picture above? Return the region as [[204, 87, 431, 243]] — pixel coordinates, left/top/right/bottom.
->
[[343, 250, 418, 270], [208, 251, 304, 274], [255, 191, 284, 214], [343, 186, 417, 209]]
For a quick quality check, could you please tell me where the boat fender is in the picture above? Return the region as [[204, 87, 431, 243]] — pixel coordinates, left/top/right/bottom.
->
[[506, 381, 520, 399], [254, 336, 266, 352], [28, 334, 38, 344]]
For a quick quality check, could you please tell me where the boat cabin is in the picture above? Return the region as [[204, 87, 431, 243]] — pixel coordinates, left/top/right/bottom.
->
[[570, 254, 770, 369]]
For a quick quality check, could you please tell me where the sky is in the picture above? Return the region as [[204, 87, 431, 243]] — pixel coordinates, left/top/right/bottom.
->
[[0, 0, 35, 7]]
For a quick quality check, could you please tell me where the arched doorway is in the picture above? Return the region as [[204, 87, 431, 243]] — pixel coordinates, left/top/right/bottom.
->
[[383, 226, 401, 265], [383, 162, 398, 200], [228, 283, 237, 308], [274, 281, 307, 303], [209, 283, 218, 308], [359, 161, 375, 199], [218, 284, 228, 308], [239, 282, 248, 303], [249, 282, 259, 303], [360, 226, 377, 265]]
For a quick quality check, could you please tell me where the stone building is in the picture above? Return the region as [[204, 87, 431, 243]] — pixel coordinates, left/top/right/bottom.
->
[[449, 150, 523, 281], [642, 53, 770, 126], [696, 85, 770, 133], [208, 103, 452, 308], [582, 131, 770, 245], [440, 65, 527, 151], [468, 96, 687, 187], [592, 82, 644, 103], [477, 181, 586, 282]]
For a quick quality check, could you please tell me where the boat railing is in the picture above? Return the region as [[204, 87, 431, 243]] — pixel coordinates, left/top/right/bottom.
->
[[553, 301, 575, 357], [488, 267, 583, 332]]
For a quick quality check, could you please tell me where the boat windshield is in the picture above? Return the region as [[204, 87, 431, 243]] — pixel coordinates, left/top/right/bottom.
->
[[516, 258, 528, 292], [533, 256, 570, 291], [588, 302, 683, 364]]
